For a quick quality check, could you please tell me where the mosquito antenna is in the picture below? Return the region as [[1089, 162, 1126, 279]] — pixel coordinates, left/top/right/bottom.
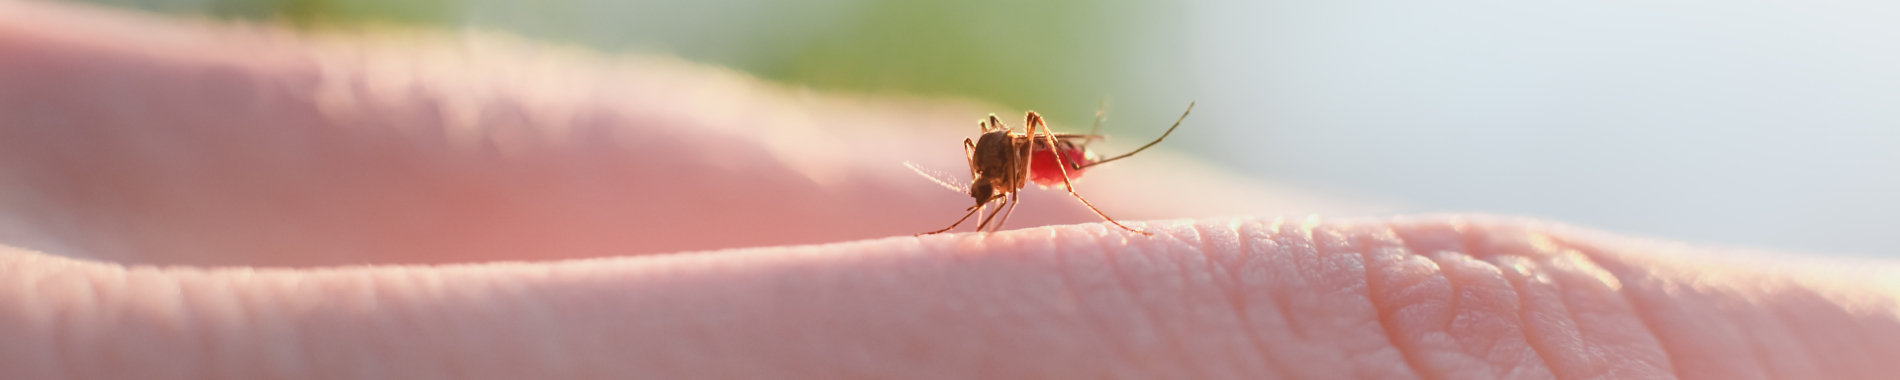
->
[[1081, 102, 1193, 169], [904, 161, 970, 194]]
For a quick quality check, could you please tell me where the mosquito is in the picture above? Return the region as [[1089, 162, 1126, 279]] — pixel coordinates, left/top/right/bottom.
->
[[916, 102, 1195, 236]]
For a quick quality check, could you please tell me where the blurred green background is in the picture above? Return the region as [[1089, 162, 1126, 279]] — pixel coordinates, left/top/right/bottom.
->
[[71, 0, 1190, 133]]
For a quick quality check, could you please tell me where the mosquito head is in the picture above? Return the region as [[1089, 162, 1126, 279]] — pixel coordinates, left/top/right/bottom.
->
[[969, 180, 995, 205]]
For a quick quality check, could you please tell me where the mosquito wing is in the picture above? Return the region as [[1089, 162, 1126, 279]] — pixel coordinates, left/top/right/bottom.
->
[[903, 161, 971, 194]]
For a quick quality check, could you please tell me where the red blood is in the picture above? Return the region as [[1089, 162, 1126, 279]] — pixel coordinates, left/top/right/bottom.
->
[[1028, 142, 1098, 187]]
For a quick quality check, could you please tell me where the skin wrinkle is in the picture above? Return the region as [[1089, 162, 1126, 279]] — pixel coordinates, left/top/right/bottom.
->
[[1428, 251, 1493, 378], [356, 270, 394, 376], [1255, 218, 1333, 375], [1150, 222, 1216, 375], [397, 268, 453, 379], [1436, 227, 1588, 378], [1259, 218, 1309, 343], [12, 254, 68, 379], [1368, 222, 1542, 380], [85, 261, 125, 380], [1394, 219, 1673, 380], [1551, 258, 1606, 380], [40, 260, 71, 379], [1662, 278, 1801, 380], [1195, 220, 1280, 378], [262, 268, 311, 378], [270, 268, 316, 378], [484, 265, 588, 378], [1750, 291, 1809, 380], [1430, 250, 1552, 380], [1284, 221, 1387, 379], [1411, 246, 1512, 378], [1080, 223, 1201, 378], [1174, 220, 1271, 378], [1840, 304, 1900, 376], [1491, 256, 1568, 380], [369, 268, 431, 379], [1308, 224, 1419, 380], [1639, 267, 1777, 380], [224, 267, 270, 378], [1043, 225, 1146, 377], [1515, 250, 1622, 380], [492, 267, 560, 376], [95, 265, 132, 377], [1435, 252, 1461, 336], [7, 217, 1900, 378], [160, 269, 205, 375], [1827, 293, 1897, 378], [1764, 286, 1881, 379], [1538, 240, 1706, 380], [194, 269, 234, 379], [229, 271, 271, 377], [1535, 254, 1611, 380], [48, 259, 81, 379], [331, 271, 382, 378], [178, 271, 218, 379], [1238, 217, 1325, 379], [1518, 231, 1676, 379], [9, 258, 46, 379], [1193, 219, 1294, 380], [1345, 224, 1435, 380]]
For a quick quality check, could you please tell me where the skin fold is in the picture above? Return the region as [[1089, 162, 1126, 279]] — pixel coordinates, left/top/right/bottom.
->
[[1, 1, 1898, 379]]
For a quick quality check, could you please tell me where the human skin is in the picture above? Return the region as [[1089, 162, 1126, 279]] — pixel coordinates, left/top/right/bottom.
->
[[3, 1, 1899, 379]]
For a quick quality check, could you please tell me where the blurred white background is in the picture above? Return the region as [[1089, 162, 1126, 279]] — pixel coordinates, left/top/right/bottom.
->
[[1184, 1, 1900, 258], [73, 0, 1900, 258]]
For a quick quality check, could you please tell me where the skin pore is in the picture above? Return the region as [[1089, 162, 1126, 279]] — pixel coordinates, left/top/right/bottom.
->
[[2, 1, 1898, 379]]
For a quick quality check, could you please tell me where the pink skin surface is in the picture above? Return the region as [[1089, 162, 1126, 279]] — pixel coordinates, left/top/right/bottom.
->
[[3, 1, 1900, 379]]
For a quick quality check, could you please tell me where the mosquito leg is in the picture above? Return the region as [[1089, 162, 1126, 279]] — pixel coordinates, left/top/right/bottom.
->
[[976, 202, 987, 231], [974, 194, 1009, 232], [1081, 102, 1194, 169], [963, 137, 977, 180], [1034, 118, 1153, 236], [919, 203, 984, 235], [990, 191, 1022, 232]]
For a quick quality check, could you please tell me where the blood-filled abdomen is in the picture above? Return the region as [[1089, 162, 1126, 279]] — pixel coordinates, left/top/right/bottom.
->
[[1028, 142, 1097, 187]]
